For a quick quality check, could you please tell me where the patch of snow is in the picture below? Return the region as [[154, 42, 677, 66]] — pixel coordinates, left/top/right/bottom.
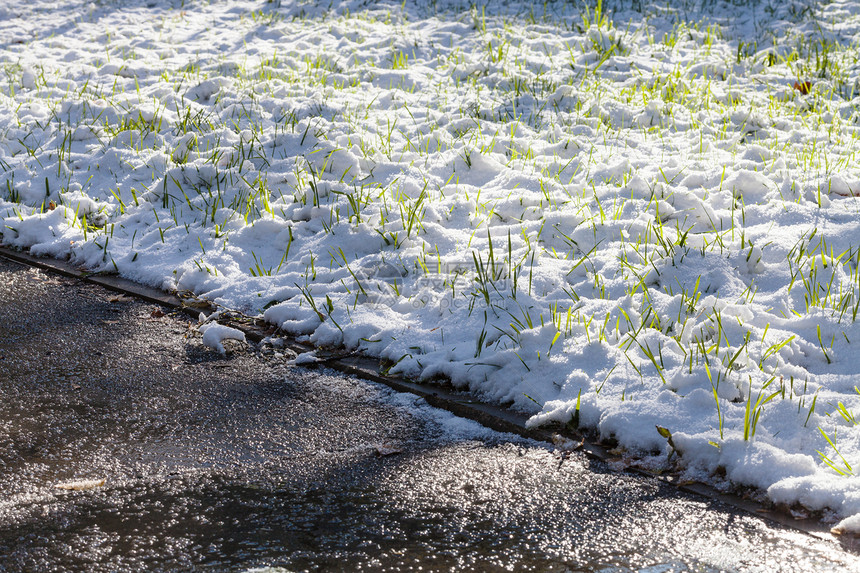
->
[[199, 323, 246, 354]]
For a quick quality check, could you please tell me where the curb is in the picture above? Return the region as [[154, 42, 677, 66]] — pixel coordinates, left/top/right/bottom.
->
[[0, 246, 839, 542]]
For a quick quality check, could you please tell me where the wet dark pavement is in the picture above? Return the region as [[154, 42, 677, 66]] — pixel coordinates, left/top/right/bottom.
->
[[0, 254, 858, 572]]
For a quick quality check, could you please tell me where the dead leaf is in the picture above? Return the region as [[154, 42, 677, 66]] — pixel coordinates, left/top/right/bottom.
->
[[109, 294, 134, 303], [552, 433, 583, 452], [606, 459, 630, 472], [375, 444, 403, 457], [793, 80, 811, 95], [829, 524, 860, 537], [181, 299, 211, 309], [55, 478, 105, 491]]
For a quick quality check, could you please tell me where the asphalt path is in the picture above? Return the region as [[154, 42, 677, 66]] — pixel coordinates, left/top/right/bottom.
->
[[0, 255, 857, 572]]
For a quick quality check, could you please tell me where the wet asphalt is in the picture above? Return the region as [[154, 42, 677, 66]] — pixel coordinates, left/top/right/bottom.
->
[[0, 254, 858, 572]]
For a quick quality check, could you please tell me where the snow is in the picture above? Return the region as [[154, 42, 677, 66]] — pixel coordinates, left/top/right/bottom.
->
[[294, 351, 321, 365], [4, 0, 860, 528], [199, 322, 246, 354]]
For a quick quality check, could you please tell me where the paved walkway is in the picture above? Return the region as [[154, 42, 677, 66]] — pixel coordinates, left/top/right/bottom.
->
[[0, 255, 857, 572]]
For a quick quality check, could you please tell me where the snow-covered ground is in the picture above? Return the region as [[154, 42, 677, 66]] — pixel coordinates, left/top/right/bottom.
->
[[3, 0, 860, 529]]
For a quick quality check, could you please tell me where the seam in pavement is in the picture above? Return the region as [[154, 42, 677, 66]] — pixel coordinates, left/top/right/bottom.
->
[[0, 246, 839, 542]]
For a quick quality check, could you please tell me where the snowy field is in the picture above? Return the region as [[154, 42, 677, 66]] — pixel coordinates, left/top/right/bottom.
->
[[3, 0, 860, 529]]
